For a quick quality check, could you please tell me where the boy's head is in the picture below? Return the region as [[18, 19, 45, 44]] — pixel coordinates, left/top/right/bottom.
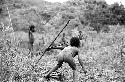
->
[[79, 31, 82, 34], [29, 25, 35, 32], [62, 33, 65, 37], [70, 37, 80, 48]]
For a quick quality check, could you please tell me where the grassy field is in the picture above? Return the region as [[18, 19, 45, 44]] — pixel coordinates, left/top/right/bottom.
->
[[1, 0, 125, 81], [1, 25, 125, 82]]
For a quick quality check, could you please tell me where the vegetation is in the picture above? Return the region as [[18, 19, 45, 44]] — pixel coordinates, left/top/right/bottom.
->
[[0, 0, 125, 82]]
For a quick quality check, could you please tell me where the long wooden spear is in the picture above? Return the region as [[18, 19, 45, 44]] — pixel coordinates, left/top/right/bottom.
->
[[35, 20, 70, 65]]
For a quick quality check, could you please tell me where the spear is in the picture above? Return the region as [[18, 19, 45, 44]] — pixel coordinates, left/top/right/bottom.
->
[[35, 20, 70, 65]]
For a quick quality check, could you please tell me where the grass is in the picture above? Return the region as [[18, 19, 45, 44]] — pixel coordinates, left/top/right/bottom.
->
[[1, 25, 125, 82]]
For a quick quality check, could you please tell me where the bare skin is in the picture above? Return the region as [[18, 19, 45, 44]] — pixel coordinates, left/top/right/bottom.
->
[[28, 25, 35, 58], [45, 46, 87, 82]]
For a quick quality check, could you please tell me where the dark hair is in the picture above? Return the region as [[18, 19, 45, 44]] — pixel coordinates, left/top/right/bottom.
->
[[70, 37, 80, 48], [79, 31, 82, 33], [29, 25, 35, 32]]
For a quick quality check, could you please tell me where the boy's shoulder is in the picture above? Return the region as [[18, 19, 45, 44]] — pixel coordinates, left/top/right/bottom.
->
[[64, 46, 79, 51]]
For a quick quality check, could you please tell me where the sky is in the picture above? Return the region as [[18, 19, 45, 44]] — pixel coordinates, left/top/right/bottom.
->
[[44, 0, 125, 5]]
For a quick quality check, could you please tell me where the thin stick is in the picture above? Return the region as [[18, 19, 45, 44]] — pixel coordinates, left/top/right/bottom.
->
[[35, 20, 70, 65]]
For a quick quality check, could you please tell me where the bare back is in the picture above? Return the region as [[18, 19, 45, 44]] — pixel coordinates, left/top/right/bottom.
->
[[58, 46, 79, 59]]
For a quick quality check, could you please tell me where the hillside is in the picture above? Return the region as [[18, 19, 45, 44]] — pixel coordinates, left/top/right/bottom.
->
[[1, 0, 125, 82]]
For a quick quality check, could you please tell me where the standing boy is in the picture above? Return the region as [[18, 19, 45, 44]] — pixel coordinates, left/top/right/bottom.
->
[[28, 25, 35, 57]]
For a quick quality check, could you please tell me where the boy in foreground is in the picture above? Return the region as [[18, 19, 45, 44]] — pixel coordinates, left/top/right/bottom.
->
[[45, 37, 87, 82]]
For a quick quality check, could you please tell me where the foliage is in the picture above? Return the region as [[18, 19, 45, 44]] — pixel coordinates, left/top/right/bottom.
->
[[1, 0, 125, 33], [84, 0, 125, 33], [109, 3, 125, 25], [1, 0, 125, 82], [1, 25, 125, 82]]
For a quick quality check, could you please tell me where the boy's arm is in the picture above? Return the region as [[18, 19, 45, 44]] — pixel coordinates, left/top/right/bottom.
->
[[50, 47, 64, 50], [46, 47, 64, 51], [78, 54, 87, 74]]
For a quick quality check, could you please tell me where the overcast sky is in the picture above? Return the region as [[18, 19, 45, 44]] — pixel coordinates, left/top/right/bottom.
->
[[44, 0, 125, 5]]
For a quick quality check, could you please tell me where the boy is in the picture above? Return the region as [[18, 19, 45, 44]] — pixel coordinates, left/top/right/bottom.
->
[[45, 37, 87, 82], [28, 25, 35, 57], [60, 33, 68, 47], [78, 31, 83, 40]]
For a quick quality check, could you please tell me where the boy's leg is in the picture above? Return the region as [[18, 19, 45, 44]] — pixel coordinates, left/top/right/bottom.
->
[[28, 42, 31, 56], [73, 70, 77, 82], [66, 57, 77, 82], [31, 44, 34, 57], [45, 61, 63, 78], [28, 42, 34, 58]]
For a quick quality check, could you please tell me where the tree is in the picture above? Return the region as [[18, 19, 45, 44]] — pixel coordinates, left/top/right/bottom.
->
[[84, 0, 109, 33], [109, 3, 125, 25]]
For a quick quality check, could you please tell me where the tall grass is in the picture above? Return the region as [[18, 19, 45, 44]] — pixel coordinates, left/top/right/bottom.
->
[[1, 25, 125, 82]]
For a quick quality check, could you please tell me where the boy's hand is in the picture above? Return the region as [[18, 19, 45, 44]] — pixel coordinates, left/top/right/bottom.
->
[[82, 68, 87, 74], [46, 46, 54, 51], [83, 70, 87, 74], [43, 75, 50, 81], [46, 47, 51, 51]]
